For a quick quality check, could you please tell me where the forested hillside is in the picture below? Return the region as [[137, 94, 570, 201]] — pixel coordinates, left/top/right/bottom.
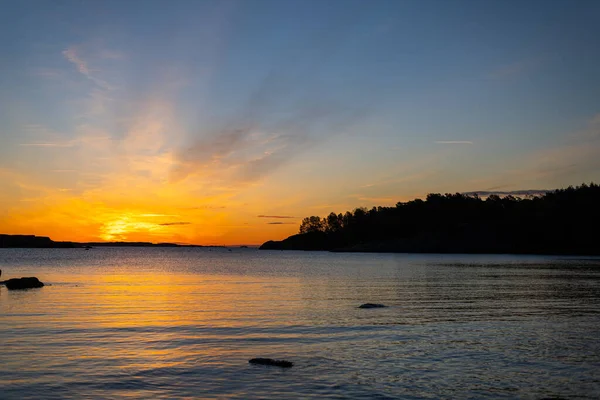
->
[[260, 184, 600, 255]]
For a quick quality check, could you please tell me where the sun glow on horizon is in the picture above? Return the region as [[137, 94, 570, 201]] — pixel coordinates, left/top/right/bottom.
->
[[100, 215, 165, 241]]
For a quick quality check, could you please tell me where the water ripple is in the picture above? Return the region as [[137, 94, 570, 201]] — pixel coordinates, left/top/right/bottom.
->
[[1, 249, 599, 399]]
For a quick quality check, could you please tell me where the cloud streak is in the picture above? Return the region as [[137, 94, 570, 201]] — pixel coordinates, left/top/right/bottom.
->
[[62, 46, 112, 90], [434, 141, 473, 145], [19, 143, 74, 147], [159, 222, 191, 226], [172, 99, 366, 185], [472, 112, 600, 189], [258, 215, 296, 219], [63, 47, 90, 76], [462, 189, 551, 198], [170, 13, 375, 186], [488, 58, 538, 79], [19, 134, 112, 149]]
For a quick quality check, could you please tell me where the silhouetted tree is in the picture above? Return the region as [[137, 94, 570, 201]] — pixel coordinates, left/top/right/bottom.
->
[[299, 216, 324, 234], [325, 212, 342, 233]]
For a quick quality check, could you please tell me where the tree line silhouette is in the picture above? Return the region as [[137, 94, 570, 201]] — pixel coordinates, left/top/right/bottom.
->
[[261, 183, 600, 254]]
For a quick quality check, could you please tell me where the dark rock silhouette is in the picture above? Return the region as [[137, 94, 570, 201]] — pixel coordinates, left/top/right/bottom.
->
[[358, 303, 387, 309], [249, 358, 293, 368], [3, 277, 44, 290]]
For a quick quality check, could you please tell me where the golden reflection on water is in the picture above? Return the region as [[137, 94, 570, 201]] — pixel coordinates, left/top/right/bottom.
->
[[18, 272, 305, 331], [2, 268, 310, 390]]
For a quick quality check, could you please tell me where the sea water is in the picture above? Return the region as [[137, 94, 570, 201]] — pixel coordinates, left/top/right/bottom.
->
[[1, 248, 599, 399]]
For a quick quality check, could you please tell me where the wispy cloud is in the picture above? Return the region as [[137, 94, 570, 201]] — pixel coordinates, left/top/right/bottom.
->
[[171, 102, 366, 185], [62, 47, 90, 75], [474, 112, 600, 188], [19, 142, 74, 147], [463, 189, 550, 198], [310, 203, 352, 211], [488, 58, 538, 79], [159, 222, 191, 226], [99, 49, 124, 60], [359, 170, 439, 190], [356, 196, 395, 204], [434, 141, 473, 145], [483, 185, 509, 191], [170, 15, 375, 186], [266, 222, 295, 225], [62, 46, 112, 89], [257, 215, 296, 219], [19, 133, 111, 149], [32, 68, 63, 78], [182, 205, 227, 210]]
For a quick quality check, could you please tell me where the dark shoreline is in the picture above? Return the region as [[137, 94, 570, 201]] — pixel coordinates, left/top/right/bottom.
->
[[2, 234, 597, 256], [259, 247, 600, 257], [259, 232, 600, 256], [0, 234, 204, 249]]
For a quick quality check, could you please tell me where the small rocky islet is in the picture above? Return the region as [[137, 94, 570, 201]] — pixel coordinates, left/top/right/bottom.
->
[[358, 303, 388, 309], [1, 277, 45, 290], [248, 358, 294, 368]]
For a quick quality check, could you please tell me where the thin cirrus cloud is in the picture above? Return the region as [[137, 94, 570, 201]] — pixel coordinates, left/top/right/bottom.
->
[[158, 222, 191, 226], [488, 58, 538, 79], [462, 189, 550, 197], [62, 47, 91, 76], [267, 222, 295, 225], [181, 206, 227, 210], [62, 46, 112, 90], [171, 94, 368, 185], [478, 112, 600, 187], [257, 215, 296, 219], [32, 68, 63, 78], [170, 16, 376, 185], [19, 142, 74, 147]]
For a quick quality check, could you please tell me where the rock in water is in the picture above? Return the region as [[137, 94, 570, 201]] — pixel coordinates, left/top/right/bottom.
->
[[4, 277, 44, 290], [358, 303, 387, 309], [249, 358, 293, 368]]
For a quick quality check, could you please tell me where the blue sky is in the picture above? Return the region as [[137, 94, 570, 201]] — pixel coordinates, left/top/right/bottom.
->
[[0, 0, 599, 243]]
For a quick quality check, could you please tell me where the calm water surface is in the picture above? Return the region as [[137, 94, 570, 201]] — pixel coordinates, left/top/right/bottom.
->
[[1, 248, 600, 399]]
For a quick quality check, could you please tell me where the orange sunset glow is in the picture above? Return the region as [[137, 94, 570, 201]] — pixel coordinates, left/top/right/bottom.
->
[[2, 0, 599, 246]]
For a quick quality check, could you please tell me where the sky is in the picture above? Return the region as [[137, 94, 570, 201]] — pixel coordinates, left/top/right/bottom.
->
[[0, 0, 599, 245]]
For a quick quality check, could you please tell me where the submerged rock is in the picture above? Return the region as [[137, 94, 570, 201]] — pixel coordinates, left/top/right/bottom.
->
[[358, 303, 387, 309], [249, 358, 293, 368], [3, 277, 44, 290]]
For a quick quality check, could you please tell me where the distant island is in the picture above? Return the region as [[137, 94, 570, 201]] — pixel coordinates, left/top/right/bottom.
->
[[260, 183, 600, 255], [0, 235, 204, 248]]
